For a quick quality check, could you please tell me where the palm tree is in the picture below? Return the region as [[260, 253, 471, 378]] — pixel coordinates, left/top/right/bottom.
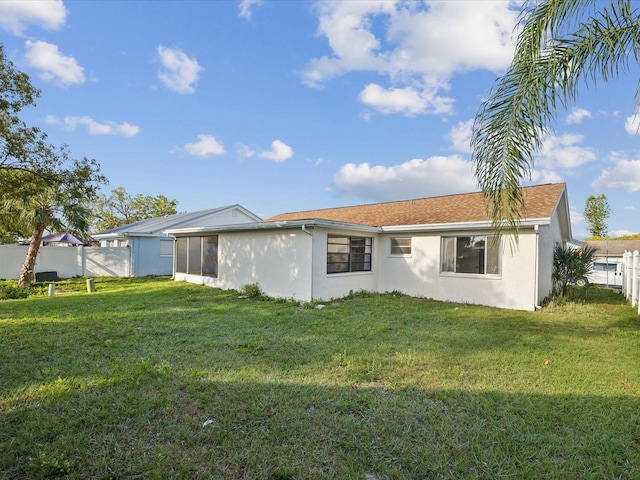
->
[[472, 0, 640, 231], [1, 158, 104, 287]]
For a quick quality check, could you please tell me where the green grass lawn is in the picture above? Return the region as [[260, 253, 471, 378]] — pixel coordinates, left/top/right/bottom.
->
[[1, 277, 639, 479]]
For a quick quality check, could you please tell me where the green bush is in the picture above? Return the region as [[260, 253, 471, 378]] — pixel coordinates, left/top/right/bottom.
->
[[240, 283, 263, 298], [0, 283, 30, 300]]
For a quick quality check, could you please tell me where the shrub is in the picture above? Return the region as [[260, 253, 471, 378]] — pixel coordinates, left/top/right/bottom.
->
[[552, 244, 597, 297], [0, 283, 30, 300], [240, 283, 263, 298]]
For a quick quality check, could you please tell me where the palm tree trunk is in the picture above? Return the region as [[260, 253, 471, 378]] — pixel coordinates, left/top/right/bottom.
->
[[18, 224, 46, 288]]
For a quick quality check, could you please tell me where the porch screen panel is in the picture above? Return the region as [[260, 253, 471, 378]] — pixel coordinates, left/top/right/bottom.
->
[[202, 235, 218, 277], [176, 237, 188, 273], [187, 236, 202, 275]]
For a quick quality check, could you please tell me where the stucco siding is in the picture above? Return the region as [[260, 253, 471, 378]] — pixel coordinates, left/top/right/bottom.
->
[[378, 232, 539, 310], [216, 230, 313, 300], [536, 208, 567, 304], [310, 228, 379, 300]]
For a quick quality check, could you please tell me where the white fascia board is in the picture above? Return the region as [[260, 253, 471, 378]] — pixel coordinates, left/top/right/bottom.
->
[[163, 219, 382, 236], [165, 219, 382, 236], [91, 232, 125, 240], [381, 217, 552, 234]]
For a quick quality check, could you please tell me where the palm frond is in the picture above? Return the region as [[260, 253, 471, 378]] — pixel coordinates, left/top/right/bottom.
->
[[472, 0, 639, 232]]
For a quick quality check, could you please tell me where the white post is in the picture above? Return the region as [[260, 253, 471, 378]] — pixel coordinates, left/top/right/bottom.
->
[[633, 251, 639, 308], [623, 251, 632, 300], [48, 283, 55, 297]]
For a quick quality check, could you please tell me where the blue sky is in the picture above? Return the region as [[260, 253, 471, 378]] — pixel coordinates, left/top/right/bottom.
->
[[1, 0, 638, 239]]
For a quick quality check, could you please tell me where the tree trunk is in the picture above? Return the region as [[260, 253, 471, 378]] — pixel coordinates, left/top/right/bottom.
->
[[18, 224, 46, 288]]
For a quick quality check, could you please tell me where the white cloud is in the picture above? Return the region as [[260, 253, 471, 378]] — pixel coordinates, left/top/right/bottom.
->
[[0, 0, 66, 35], [46, 115, 140, 137], [592, 154, 640, 192], [536, 133, 597, 170], [566, 107, 592, 125], [447, 119, 473, 153], [569, 206, 584, 225], [24, 40, 85, 87], [610, 229, 636, 238], [239, 0, 264, 19], [333, 155, 476, 201], [257, 140, 294, 163], [157, 46, 203, 94], [625, 111, 640, 135], [237, 144, 257, 160], [359, 83, 453, 116], [184, 134, 225, 157], [529, 169, 564, 185], [303, 1, 518, 116]]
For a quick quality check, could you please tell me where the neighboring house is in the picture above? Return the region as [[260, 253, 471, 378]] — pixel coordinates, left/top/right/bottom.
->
[[93, 205, 261, 276], [585, 239, 640, 287], [167, 183, 571, 311]]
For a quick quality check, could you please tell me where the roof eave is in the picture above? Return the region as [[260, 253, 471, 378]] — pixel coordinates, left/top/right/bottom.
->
[[381, 217, 552, 233], [166, 219, 382, 235]]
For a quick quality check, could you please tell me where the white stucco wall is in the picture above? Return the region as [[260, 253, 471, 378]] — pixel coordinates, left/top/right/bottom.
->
[[310, 227, 379, 301], [536, 209, 567, 304], [175, 229, 314, 300], [173, 224, 549, 310], [377, 231, 539, 311]]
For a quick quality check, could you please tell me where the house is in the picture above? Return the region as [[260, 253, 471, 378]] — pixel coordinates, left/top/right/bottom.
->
[[166, 183, 571, 311], [92, 205, 261, 276], [585, 239, 640, 287]]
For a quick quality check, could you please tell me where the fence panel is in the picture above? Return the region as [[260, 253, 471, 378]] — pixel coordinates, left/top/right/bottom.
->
[[622, 251, 640, 314], [0, 245, 130, 280]]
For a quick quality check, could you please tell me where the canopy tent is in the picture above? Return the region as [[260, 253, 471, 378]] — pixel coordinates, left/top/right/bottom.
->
[[41, 232, 88, 245]]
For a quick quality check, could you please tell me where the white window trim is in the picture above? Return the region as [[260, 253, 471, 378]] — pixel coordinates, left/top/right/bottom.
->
[[439, 235, 502, 278]]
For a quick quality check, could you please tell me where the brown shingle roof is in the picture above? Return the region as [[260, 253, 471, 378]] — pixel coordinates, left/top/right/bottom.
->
[[266, 183, 566, 227], [586, 240, 640, 256]]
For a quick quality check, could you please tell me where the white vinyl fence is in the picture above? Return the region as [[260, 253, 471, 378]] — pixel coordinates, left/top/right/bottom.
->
[[622, 250, 640, 315], [0, 245, 130, 280]]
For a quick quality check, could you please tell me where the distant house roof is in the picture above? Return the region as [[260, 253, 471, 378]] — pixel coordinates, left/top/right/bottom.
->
[[266, 183, 567, 227], [586, 240, 640, 257], [93, 205, 262, 238]]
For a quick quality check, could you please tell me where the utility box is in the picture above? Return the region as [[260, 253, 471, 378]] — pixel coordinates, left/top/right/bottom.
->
[[35, 271, 58, 282]]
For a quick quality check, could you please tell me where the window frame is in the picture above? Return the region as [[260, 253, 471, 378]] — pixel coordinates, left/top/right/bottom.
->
[[327, 234, 373, 274], [440, 235, 500, 276], [390, 237, 412, 256]]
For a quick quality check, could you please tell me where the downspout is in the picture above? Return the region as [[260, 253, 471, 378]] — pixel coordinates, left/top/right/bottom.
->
[[301, 225, 314, 301], [533, 225, 540, 309], [128, 239, 134, 277]]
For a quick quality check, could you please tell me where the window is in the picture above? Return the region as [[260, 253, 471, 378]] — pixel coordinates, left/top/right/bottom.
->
[[594, 262, 617, 272], [175, 235, 218, 277], [390, 237, 412, 255], [327, 235, 372, 274], [441, 235, 500, 275], [160, 239, 173, 256]]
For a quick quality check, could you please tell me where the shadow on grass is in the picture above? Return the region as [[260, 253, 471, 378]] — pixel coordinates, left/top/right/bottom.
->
[[2, 283, 639, 478], [1, 373, 639, 479]]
